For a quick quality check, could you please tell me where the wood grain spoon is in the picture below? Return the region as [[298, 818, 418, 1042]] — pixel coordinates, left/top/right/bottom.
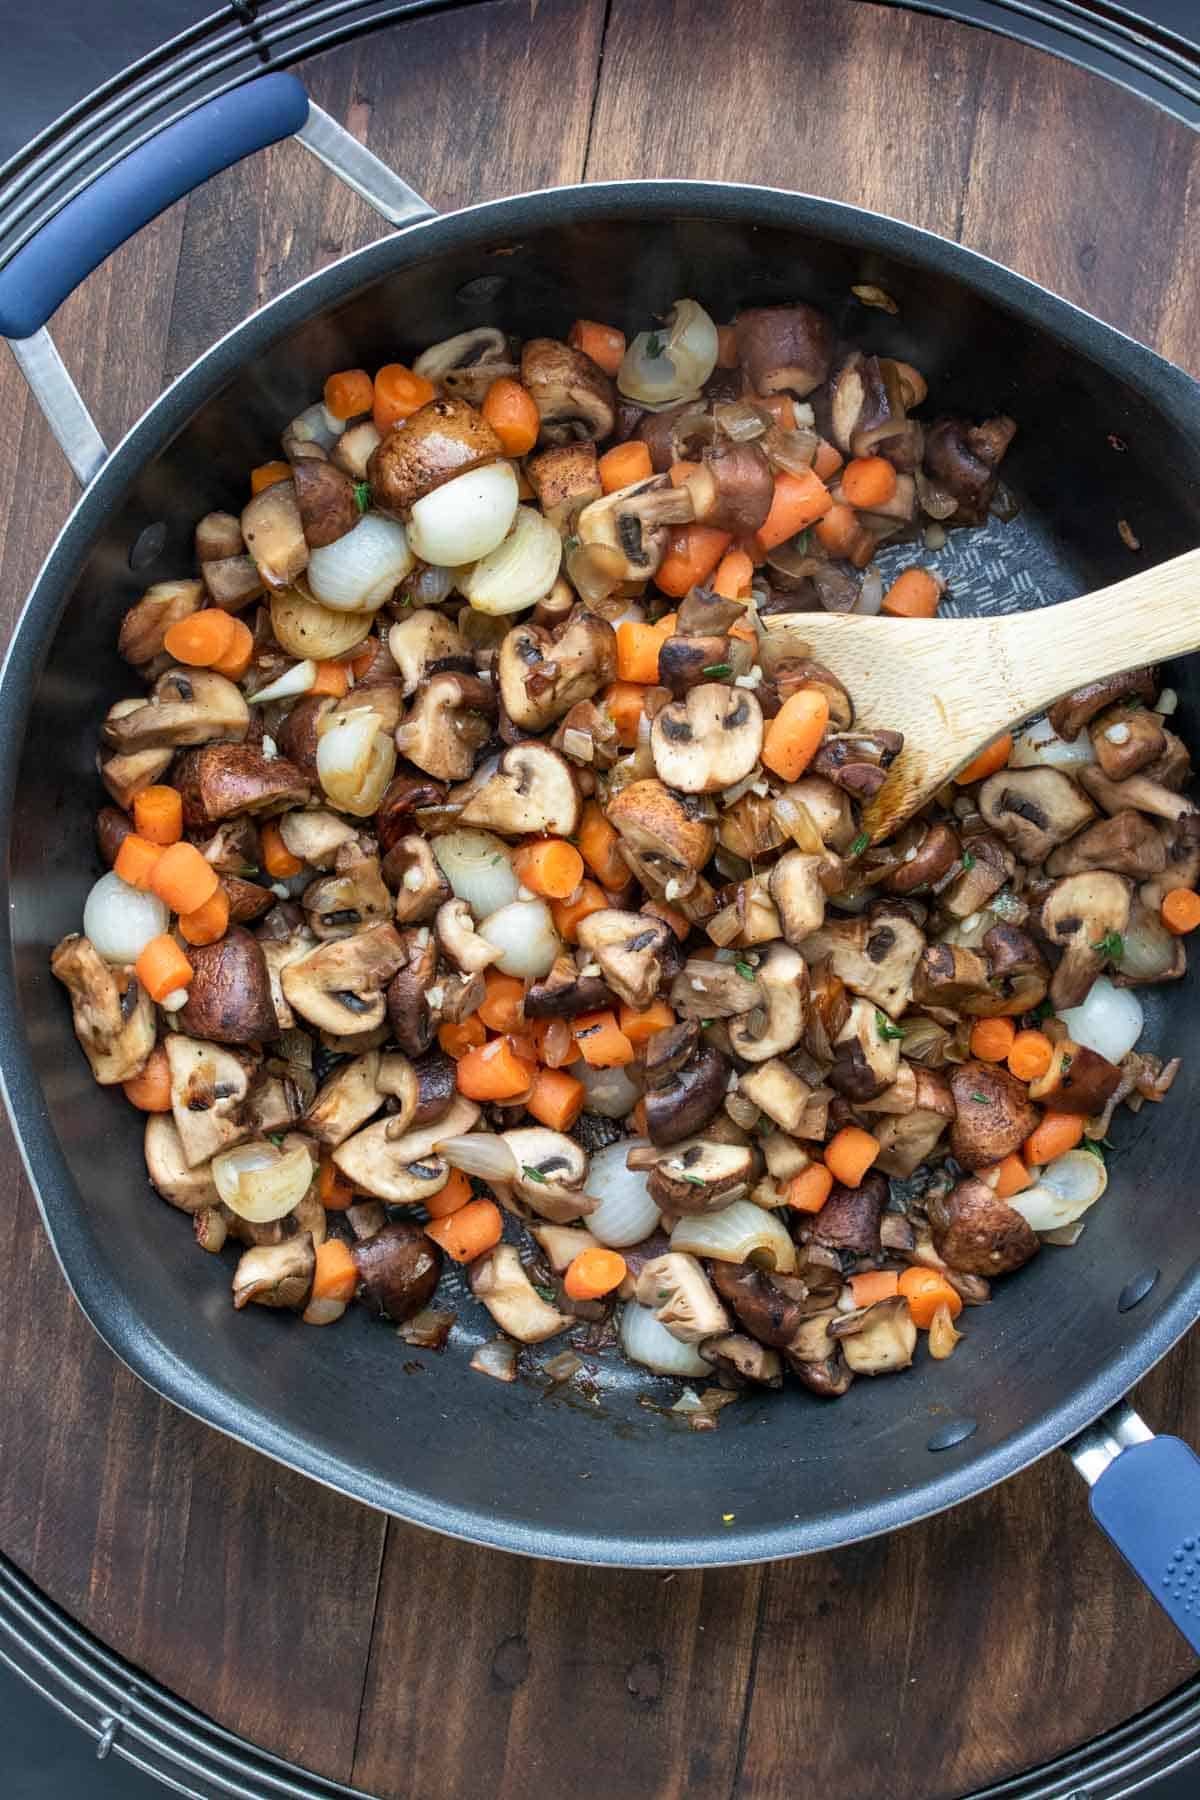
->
[[764, 545, 1200, 841]]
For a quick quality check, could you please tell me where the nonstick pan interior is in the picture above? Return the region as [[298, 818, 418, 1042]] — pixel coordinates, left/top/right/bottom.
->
[[5, 187, 1200, 1565]]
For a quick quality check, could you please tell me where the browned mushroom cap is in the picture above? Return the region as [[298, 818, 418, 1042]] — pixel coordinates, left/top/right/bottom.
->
[[923, 415, 1016, 521], [634, 400, 715, 472], [805, 1172, 887, 1261], [948, 1061, 1039, 1170], [173, 743, 310, 829], [374, 772, 446, 851], [1087, 702, 1166, 781], [521, 338, 616, 445], [241, 481, 309, 589], [292, 459, 360, 548], [913, 942, 992, 1009], [177, 928, 277, 1044], [734, 304, 834, 397], [524, 442, 602, 532], [885, 820, 962, 895], [650, 683, 763, 795], [118, 580, 204, 666], [684, 441, 774, 536], [874, 1068, 956, 1177], [1047, 667, 1157, 740], [1141, 728, 1191, 790], [708, 1262, 811, 1349], [1028, 1037, 1122, 1116], [50, 936, 157, 1085], [827, 352, 907, 457], [495, 612, 617, 732], [607, 778, 714, 894], [828, 997, 901, 1102], [95, 806, 134, 867], [654, 632, 735, 699], [353, 1220, 443, 1322], [385, 926, 438, 1057], [393, 673, 495, 783], [1040, 871, 1132, 1009], [523, 954, 615, 1020], [968, 924, 1050, 1017], [769, 849, 834, 944], [1045, 809, 1166, 879], [458, 741, 581, 838], [812, 728, 904, 799], [787, 1344, 855, 1396], [929, 1175, 1039, 1275], [940, 832, 1015, 919], [645, 1138, 756, 1213], [1137, 817, 1200, 913], [281, 921, 408, 1035], [303, 842, 392, 940], [575, 910, 676, 1010], [643, 1028, 729, 1146], [978, 767, 1095, 863], [798, 906, 926, 1020], [368, 396, 503, 515], [103, 668, 249, 753]]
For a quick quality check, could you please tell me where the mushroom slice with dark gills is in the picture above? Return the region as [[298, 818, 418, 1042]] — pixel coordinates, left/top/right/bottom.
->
[[948, 1061, 1039, 1170], [393, 672, 496, 783], [524, 954, 616, 1020], [1039, 871, 1132, 1009], [334, 1095, 479, 1203], [702, 1336, 783, 1388], [978, 767, 1095, 864], [709, 1261, 813, 1348], [812, 728, 904, 800], [496, 612, 617, 732], [643, 1022, 730, 1146], [607, 779, 715, 897], [828, 996, 902, 1102], [387, 607, 470, 697], [521, 338, 617, 445], [646, 1139, 756, 1212], [501, 1128, 592, 1222], [50, 936, 156, 1085], [302, 842, 392, 941], [164, 1035, 256, 1167], [575, 910, 677, 1010], [651, 682, 764, 794], [728, 942, 809, 1064], [102, 667, 249, 753], [458, 742, 581, 838], [281, 921, 408, 1035], [799, 905, 925, 1020]]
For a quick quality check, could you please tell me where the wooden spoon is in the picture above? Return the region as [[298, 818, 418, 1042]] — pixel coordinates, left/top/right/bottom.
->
[[765, 546, 1200, 841]]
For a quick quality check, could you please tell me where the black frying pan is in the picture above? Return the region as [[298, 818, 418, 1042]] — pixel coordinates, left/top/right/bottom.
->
[[3, 74, 1200, 1620]]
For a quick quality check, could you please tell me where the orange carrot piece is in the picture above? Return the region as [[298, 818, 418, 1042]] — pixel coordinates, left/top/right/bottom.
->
[[425, 1168, 474, 1219], [551, 879, 610, 944], [985, 1153, 1032, 1199], [114, 834, 164, 892], [482, 378, 541, 456], [812, 438, 844, 482], [210, 616, 254, 680], [713, 547, 754, 599], [122, 1044, 172, 1113], [531, 1018, 580, 1068], [1162, 887, 1200, 934], [260, 821, 303, 880], [135, 935, 194, 1003], [1007, 1030, 1054, 1082], [526, 1066, 587, 1132], [424, 1199, 503, 1264], [512, 837, 585, 901], [824, 1125, 880, 1188], [786, 1164, 834, 1213], [250, 460, 291, 494], [133, 785, 183, 846], [1024, 1111, 1085, 1167], [715, 325, 739, 369], [840, 455, 898, 509], [654, 524, 733, 599], [849, 1270, 900, 1308], [149, 841, 219, 915], [601, 680, 650, 748], [477, 971, 526, 1034], [813, 502, 865, 561], [762, 687, 830, 782], [438, 1016, 487, 1059], [567, 319, 626, 377], [163, 609, 238, 669], [577, 800, 629, 891], [348, 641, 379, 680], [755, 467, 832, 551], [310, 660, 350, 698], [324, 368, 374, 421], [955, 734, 1013, 786], [668, 460, 700, 487], [456, 1037, 536, 1102], [599, 441, 653, 494], [178, 888, 231, 947], [618, 1000, 675, 1045], [564, 1246, 628, 1300], [898, 1266, 963, 1329], [572, 1010, 635, 1068], [882, 567, 943, 619], [319, 1158, 355, 1209], [969, 1016, 1016, 1063], [372, 363, 435, 432], [311, 1239, 359, 1306], [615, 621, 665, 685]]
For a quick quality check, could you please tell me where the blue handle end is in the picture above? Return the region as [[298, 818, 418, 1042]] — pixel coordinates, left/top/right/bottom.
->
[[0, 73, 309, 340], [1090, 1437, 1200, 1655]]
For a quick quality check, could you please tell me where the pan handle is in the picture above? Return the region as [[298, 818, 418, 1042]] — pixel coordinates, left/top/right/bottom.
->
[[0, 72, 433, 484], [1068, 1400, 1200, 1653]]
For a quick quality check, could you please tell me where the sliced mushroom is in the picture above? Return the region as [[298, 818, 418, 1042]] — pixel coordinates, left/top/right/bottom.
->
[[701, 1335, 783, 1387], [968, 925, 1050, 1017], [1045, 809, 1166, 879], [495, 612, 617, 731], [521, 338, 616, 445], [393, 672, 497, 782], [165, 1035, 255, 1167], [575, 475, 694, 593], [1079, 764, 1197, 826], [874, 1068, 956, 1177], [301, 842, 391, 941], [458, 741, 581, 837], [646, 1139, 755, 1212], [644, 1034, 730, 1146], [241, 481, 309, 588], [912, 943, 992, 1009], [636, 1252, 730, 1343], [1047, 667, 1157, 740], [1040, 872, 1132, 1009], [828, 996, 902, 1102], [177, 928, 277, 1044], [940, 832, 1014, 919], [734, 304, 834, 397], [885, 820, 962, 895], [381, 835, 451, 925], [798, 906, 925, 1019], [368, 397, 502, 515], [831, 1296, 916, 1375], [334, 1094, 479, 1202], [806, 1173, 887, 1261], [385, 926, 438, 1056], [1087, 702, 1166, 781], [50, 936, 156, 1085], [929, 1175, 1039, 1275], [923, 415, 1016, 521], [948, 1060, 1039, 1170], [781, 776, 858, 853], [435, 898, 500, 974], [99, 742, 174, 811], [470, 1244, 572, 1342], [827, 352, 908, 457], [353, 1220, 443, 1321], [683, 442, 774, 536], [978, 767, 1095, 863], [118, 579, 204, 666], [413, 326, 509, 385], [278, 807, 357, 869], [737, 1059, 816, 1134], [607, 778, 714, 895], [523, 954, 616, 1019], [172, 742, 309, 829], [1138, 818, 1200, 913], [812, 728, 904, 799], [708, 1261, 812, 1348], [575, 910, 675, 1010], [281, 921, 408, 1035], [728, 942, 809, 1064], [232, 1235, 315, 1311], [769, 849, 831, 943], [196, 513, 243, 562], [305, 1050, 384, 1146], [650, 682, 763, 794], [1136, 727, 1190, 791], [387, 608, 469, 697], [202, 555, 265, 613], [503, 1127, 592, 1222], [102, 668, 249, 753], [524, 442, 602, 532], [143, 1114, 220, 1213]]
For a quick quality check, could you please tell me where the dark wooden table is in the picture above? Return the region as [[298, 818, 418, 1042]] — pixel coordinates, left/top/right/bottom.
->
[[2, 4, 1199, 1794]]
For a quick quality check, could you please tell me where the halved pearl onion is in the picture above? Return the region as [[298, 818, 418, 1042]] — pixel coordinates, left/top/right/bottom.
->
[[581, 1141, 661, 1247], [407, 461, 519, 566], [669, 1199, 797, 1273], [307, 514, 414, 611], [1059, 977, 1144, 1063], [247, 660, 317, 704], [82, 872, 169, 965], [434, 1133, 519, 1183], [316, 705, 396, 815], [212, 1142, 313, 1223], [457, 506, 562, 615], [1009, 1148, 1108, 1233], [432, 829, 519, 920], [477, 900, 560, 979], [620, 1302, 711, 1377]]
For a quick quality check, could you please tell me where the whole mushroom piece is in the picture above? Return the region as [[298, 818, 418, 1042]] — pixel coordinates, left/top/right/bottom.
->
[[520, 338, 617, 445], [929, 1175, 1040, 1275], [948, 1060, 1039, 1171], [353, 1220, 443, 1322]]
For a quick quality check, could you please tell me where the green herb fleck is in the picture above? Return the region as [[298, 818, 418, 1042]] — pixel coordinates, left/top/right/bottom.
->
[[535, 1285, 558, 1303], [876, 1010, 905, 1042], [700, 1019, 714, 1028], [1081, 1139, 1106, 1160], [268, 1132, 285, 1146], [645, 332, 664, 359], [681, 1172, 706, 1187], [522, 1165, 548, 1184], [960, 850, 976, 873], [702, 663, 734, 679], [238, 865, 259, 878], [1035, 998, 1055, 1021], [564, 534, 580, 556], [1091, 930, 1125, 961], [657, 1290, 671, 1302], [354, 480, 371, 514], [734, 960, 756, 981], [1123, 696, 1144, 711], [850, 831, 870, 858], [1060, 1052, 1073, 1074], [970, 1092, 989, 1104], [793, 528, 812, 556]]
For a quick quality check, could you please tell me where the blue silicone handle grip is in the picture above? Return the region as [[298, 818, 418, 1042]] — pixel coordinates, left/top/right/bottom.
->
[[1090, 1437, 1200, 1653], [0, 72, 310, 340]]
